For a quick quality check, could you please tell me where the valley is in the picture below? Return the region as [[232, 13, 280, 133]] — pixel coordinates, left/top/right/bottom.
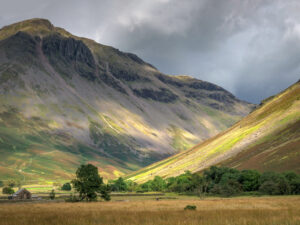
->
[[128, 80, 300, 182]]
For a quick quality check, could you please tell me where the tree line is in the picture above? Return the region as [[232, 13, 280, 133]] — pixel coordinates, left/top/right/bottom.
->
[[110, 166, 300, 196], [2, 165, 299, 200]]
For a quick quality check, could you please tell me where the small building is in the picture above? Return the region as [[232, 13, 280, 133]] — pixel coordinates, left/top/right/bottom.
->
[[12, 188, 32, 200]]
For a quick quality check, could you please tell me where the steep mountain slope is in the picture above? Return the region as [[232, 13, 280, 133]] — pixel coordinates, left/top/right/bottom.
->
[[128, 80, 300, 183], [0, 18, 253, 182]]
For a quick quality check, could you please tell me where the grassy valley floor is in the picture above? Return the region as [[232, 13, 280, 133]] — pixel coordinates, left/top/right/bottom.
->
[[0, 196, 299, 225]]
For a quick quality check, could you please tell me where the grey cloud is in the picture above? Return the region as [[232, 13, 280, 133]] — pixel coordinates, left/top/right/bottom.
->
[[1, 0, 300, 103]]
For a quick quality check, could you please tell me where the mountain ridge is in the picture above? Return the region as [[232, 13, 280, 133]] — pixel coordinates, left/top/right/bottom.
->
[[0, 18, 254, 182]]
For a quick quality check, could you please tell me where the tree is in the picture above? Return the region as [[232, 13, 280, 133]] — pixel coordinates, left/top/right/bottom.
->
[[139, 180, 153, 192], [283, 171, 298, 182], [2, 187, 14, 195], [72, 164, 110, 201], [259, 171, 291, 195], [259, 171, 280, 184], [126, 180, 138, 192], [61, 183, 72, 191], [111, 177, 128, 192], [203, 166, 241, 194], [290, 177, 300, 194], [49, 189, 55, 200], [239, 170, 261, 192], [283, 172, 300, 194], [219, 179, 242, 197], [100, 184, 111, 201], [204, 166, 238, 184], [259, 181, 279, 195], [277, 176, 291, 195], [151, 176, 166, 192], [172, 171, 194, 193]]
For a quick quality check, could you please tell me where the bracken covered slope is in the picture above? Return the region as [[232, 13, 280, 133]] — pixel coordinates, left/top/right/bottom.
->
[[128, 80, 300, 183], [0, 19, 253, 182]]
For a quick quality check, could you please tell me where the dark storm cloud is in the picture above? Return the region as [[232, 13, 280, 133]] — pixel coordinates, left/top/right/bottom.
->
[[1, 0, 300, 103]]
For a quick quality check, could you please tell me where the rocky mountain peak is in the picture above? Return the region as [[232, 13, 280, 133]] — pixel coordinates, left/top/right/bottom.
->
[[0, 18, 255, 180], [0, 18, 55, 40]]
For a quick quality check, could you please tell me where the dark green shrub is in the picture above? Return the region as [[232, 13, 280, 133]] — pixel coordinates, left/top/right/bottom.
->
[[100, 185, 111, 201], [220, 180, 242, 197], [166, 171, 194, 193], [184, 205, 197, 210], [151, 176, 167, 192], [0, 180, 3, 187], [290, 177, 300, 194], [259, 172, 280, 184], [61, 183, 72, 191], [2, 187, 14, 195], [139, 180, 153, 192], [259, 181, 279, 195], [277, 177, 291, 195], [110, 177, 128, 192], [126, 180, 138, 192], [239, 170, 261, 191], [283, 171, 298, 182], [204, 166, 240, 184]]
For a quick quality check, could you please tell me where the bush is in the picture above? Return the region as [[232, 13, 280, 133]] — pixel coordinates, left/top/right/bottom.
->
[[184, 205, 197, 210], [277, 177, 291, 195], [100, 185, 111, 201], [126, 180, 138, 192], [110, 177, 128, 192], [2, 187, 14, 195], [61, 183, 72, 191], [290, 177, 300, 194], [283, 171, 298, 182], [259, 181, 279, 195], [49, 189, 55, 200], [259, 171, 280, 184], [239, 170, 261, 191], [0, 180, 3, 187], [220, 180, 242, 197], [139, 180, 153, 192]]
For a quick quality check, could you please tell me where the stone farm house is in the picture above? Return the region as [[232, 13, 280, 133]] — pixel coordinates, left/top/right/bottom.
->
[[12, 188, 32, 200]]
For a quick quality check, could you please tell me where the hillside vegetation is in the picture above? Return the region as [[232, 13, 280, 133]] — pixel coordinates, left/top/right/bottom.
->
[[0, 19, 254, 182], [128, 80, 300, 183]]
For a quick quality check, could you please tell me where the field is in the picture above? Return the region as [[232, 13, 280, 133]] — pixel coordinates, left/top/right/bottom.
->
[[0, 196, 299, 225]]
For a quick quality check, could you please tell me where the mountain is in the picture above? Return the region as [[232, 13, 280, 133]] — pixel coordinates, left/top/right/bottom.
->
[[0, 18, 253, 182], [128, 80, 300, 183]]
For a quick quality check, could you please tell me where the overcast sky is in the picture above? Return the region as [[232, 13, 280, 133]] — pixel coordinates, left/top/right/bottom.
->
[[1, 0, 300, 103]]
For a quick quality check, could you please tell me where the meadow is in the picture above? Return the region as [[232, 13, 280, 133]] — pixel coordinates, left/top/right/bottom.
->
[[0, 196, 299, 225]]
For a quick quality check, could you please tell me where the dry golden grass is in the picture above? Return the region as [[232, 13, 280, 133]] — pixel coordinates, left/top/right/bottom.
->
[[0, 196, 300, 225]]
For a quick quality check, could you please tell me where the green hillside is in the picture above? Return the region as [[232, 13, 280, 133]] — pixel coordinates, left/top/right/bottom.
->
[[127, 80, 300, 183], [0, 19, 253, 183]]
